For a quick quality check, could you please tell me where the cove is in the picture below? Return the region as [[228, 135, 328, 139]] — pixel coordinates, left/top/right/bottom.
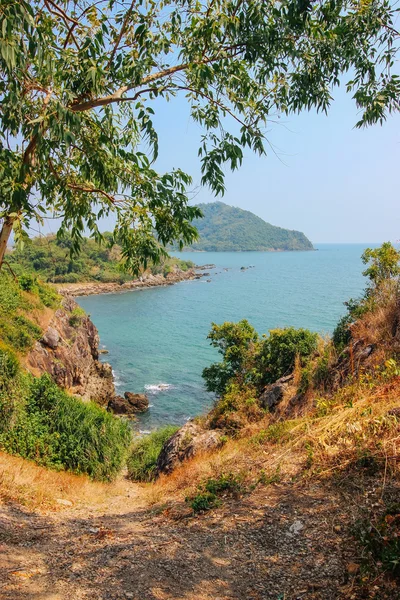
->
[[77, 244, 370, 431]]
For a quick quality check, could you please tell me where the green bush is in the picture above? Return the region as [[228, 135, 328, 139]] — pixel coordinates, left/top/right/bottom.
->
[[187, 472, 244, 513], [190, 491, 221, 512], [202, 320, 260, 396], [356, 505, 400, 578], [19, 273, 36, 292], [0, 374, 131, 481], [0, 271, 60, 353], [69, 306, 86, 327], [127, 425, 179, 482], [0, 348, 20, 383], [256, 327, 318, 387]]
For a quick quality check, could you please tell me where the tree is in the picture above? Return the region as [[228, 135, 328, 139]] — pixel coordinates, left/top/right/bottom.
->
[[256, 327, 318, 386], [1, 0, 399, 271], [362, 242, 400, 286], [203, 320, 259, 396]]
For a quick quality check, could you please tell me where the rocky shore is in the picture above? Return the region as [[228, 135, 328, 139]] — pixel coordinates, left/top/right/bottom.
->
[[55, 267, 211, 297]]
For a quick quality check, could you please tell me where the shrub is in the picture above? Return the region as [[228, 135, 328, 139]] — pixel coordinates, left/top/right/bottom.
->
[[256, 327, 318, 387], [163, 264, 172, 276], [0, 349, 19, 383], [0, 374, 131, 481], [356, 505, 400, 578], [187, 472, 244, 513], [126, 425, 179, 482], [209, 383, 262, 431], [202, 320, 260, 396], [190, 491, 221, 512], [19, 273, 37, 292], [69, 306, 86, 327]]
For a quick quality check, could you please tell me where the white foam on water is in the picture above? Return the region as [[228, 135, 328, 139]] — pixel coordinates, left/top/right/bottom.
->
[[112, 369, 123, 386], [144, 383, 174, 394]]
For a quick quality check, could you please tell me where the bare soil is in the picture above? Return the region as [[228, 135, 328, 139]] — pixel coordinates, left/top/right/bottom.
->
[[2, 476, 395, 600]]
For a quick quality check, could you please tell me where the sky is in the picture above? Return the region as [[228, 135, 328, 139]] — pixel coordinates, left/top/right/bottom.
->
[[144, 85, 400, 245], [37, 82, 400, 245]]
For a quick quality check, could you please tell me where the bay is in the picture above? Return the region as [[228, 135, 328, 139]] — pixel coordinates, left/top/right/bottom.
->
[[77, 243, 371, 431]]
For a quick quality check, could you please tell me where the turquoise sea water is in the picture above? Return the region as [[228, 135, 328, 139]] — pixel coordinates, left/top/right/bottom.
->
[[77, 244, 372, 431]]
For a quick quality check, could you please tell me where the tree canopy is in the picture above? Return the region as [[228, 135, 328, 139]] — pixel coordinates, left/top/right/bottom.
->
[[0, 0, 399, 271]]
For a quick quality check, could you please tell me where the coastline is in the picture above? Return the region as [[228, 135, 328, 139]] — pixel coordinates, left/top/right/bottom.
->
[[54, 267, 210, 297]]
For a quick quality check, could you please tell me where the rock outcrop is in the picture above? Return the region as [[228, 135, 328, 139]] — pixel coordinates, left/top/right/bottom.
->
[[156, 420, 223, 475], [108, 392, 149, 415], [259, 374, 293, 411], [25, 296, 115, 406], [55, 267, 210, 297]]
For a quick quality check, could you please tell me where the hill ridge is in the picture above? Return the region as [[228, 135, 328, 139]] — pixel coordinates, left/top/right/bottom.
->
[[188, 201, 313, 252]]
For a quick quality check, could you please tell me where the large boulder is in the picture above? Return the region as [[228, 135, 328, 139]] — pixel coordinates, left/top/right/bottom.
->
[[41, 326, 60, 349], [259, 374, 293, 411], [124, 391, 149, 412], [108, 392, 149, 415], [156, 420, 223, 475]]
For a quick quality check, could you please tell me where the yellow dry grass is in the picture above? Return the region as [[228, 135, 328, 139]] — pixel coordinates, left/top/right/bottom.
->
[[0, 452, 131, 512], [146, 374, 400, 505]]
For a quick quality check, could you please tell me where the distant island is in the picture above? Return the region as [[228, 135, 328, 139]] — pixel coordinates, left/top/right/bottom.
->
[[181, 202, 314, 252]]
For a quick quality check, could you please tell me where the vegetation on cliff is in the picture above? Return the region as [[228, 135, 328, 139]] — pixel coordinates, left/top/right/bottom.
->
[[7, 235, 195, 284], [180, 202, 314, 252], [0, 364, 131, 481], [0, 269, 59, 353], [0, 270, 131, 480]]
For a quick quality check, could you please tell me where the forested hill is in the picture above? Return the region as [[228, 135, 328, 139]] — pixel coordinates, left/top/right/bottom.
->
[[188, 202, 313, 252]]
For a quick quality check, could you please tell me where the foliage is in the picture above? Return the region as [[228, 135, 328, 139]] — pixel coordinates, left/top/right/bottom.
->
[[1, 1, 399, 270], [69, 306, 86, 327], [356, 506, 400, 578], [0, 270, 57, 353], [333, 243, 400, 350], [126, 426, 179, 482], [362, 242, 400, 286], [0, 373, 131, 481], [209, 382, 263, 432], [256, 327, 318, 387], [0, 348, 19, 382], [203, 320, 259, 396], [187, 472, 244, 513], [8, 234, 194, 284], [183, 202, 314, 252]]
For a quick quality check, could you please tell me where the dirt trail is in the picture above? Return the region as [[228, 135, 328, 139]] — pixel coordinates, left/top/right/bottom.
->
[[0, 480, 363, 600]]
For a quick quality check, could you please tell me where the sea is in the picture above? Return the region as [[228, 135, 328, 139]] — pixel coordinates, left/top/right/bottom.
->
[[77, 244, 374, 431]]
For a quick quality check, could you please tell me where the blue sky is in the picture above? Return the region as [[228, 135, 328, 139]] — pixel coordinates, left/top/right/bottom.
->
[[147, 85, 400, 244], [38, 83, 399, 245]]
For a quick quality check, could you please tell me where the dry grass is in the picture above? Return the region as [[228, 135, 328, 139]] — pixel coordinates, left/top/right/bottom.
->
[[0, 451, 131, 512], [351, 282, 400, 353], [145, 372, 400, 506]]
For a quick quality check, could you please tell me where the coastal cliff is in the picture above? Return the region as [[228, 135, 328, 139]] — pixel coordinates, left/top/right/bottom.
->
[[24, 296, 115, 406]]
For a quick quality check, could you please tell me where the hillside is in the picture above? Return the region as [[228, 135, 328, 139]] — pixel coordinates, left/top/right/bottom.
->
[[7, 234, 195, 284], [188, 202, 314, 251]]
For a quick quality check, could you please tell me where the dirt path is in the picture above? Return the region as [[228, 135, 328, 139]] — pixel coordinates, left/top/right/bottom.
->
[[0, 480, 363, 600]]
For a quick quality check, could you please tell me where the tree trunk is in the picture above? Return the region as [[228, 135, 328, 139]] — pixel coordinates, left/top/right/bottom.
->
[[0, 216, 15, 270]]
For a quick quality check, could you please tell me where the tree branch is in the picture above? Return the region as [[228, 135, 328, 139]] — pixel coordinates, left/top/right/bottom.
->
[[107, 0, 136, 69], [175, 84, 250, 129], [46, 0, 79, 25], [67, 184, 116, 204], [69, 48, 244, 112]]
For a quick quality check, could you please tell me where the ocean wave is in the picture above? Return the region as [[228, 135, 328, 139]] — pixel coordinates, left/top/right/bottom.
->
[[112, 369, 123, 386], [144, 383, 174, 394]]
